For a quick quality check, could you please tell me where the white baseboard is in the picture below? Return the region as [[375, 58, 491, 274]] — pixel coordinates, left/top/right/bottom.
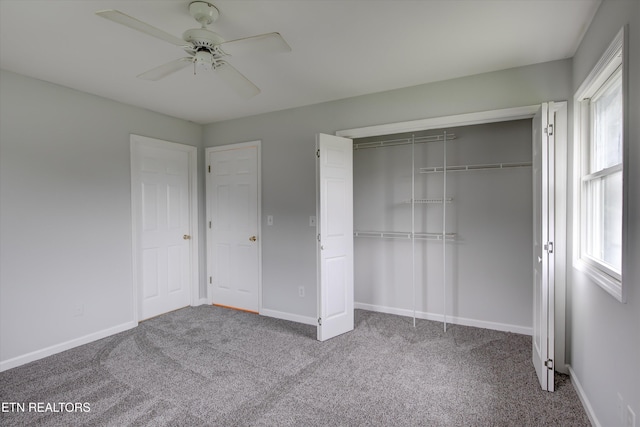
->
[[260, 308, 316, 326], [0, 304, 529, 372], [567, 364, 601, 427], [354, 302, 532, 335], [0, 321, 138, 373]]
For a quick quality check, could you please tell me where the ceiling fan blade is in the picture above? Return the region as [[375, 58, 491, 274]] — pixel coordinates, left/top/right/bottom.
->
[[218, 32, 291, 56], [215, 61, 260, 99], [96, 10, 186, 46], [137, 58, 193, 81]]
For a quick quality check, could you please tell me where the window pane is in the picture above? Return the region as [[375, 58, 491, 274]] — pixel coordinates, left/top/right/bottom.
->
[[591, 72, 623, 172], [584, 170, 622, 272]]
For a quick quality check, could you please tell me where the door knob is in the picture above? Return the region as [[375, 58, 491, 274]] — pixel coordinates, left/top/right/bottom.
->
[[249, 236, 257, 242], [183, 235, 191, 240]]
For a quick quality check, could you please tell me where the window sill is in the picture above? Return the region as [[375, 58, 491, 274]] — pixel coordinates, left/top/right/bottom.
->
[[575, 258, 625, 303]]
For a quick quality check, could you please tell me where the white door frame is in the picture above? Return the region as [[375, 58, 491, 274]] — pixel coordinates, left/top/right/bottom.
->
[[336, 105, 541, 139], [205, 141, 262, 311], [130, 134, 200, 322], [337, 104, 567, 373]]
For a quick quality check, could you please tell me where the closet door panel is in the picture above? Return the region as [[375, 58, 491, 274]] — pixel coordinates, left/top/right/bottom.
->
[[317, 133, 354, 342]]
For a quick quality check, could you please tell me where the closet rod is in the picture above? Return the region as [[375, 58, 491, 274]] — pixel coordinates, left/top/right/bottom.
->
[[420, 161, 532, 173], [403, 198, 453, 204], [353, 231, 456, 240], [353, 133, 456, 150]]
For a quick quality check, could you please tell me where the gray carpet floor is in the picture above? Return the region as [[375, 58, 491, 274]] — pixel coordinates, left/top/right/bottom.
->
[[1, 306, 590, 426]]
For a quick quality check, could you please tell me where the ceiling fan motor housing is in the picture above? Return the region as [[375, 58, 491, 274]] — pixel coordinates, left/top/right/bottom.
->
[[183, 28, 225, 52]]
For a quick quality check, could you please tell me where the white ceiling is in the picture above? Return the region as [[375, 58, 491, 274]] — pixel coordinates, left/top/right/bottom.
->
[[0, 0, 600, 124]]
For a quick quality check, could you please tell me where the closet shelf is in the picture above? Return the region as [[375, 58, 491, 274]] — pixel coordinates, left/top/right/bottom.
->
[[403, 198, 453, 204], [353, 132, 456, 150], [354, 230, 456, 241], [419, 161, 532, 173]]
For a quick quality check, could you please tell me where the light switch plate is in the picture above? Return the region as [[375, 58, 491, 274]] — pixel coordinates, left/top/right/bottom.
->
[[309, 216, 316, 226], [267, 215, 273, 226]]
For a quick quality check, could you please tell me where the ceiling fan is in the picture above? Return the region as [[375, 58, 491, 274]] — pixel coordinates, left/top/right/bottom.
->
[[96, 1, 291, 99]]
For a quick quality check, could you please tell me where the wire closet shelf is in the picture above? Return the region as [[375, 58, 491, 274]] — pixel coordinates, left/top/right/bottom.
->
[[353, 133, 456, 150], [353, 130, 532, 332], [353, 231, 456, 241], [353, 131, 458, 331]]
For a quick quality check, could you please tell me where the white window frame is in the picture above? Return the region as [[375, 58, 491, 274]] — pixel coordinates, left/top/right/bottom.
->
[[573, 27, 628, 302]]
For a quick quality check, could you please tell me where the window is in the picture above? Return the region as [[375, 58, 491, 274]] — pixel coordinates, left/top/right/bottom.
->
[[574, 27, 627, 302]]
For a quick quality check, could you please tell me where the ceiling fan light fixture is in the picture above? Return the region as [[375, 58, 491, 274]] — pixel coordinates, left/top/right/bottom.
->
[[193, 50, 214, 72]]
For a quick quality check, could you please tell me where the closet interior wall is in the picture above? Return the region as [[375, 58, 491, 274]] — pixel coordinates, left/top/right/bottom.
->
[[353, 119, 535, 333]]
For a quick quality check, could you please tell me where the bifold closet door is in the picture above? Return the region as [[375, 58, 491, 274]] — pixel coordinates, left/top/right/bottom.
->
[[532, 103, 555, 392], [316, 133, 354, 341]]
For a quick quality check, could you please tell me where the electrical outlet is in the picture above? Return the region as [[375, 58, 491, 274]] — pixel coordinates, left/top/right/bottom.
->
[[298, 286, 305, 298], [626, 406, 636, 427], [267, 215, 273, 226]]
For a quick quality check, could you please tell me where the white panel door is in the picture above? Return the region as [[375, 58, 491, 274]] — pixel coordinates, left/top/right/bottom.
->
[[532, 103, 555, 391], [316, 133, 353, 341], [207, 143, 259, 312], [132, 141, 192, 321]]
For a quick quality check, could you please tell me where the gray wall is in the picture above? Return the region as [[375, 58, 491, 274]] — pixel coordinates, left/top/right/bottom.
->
[[204, 59, 571, 321], [0, 70, 203, 365], [568, 0, 640, 425]]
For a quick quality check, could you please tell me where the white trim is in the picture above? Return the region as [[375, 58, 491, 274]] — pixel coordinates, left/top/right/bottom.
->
[[575, 27, 624, 100], [0, 321, 137, 372], [575, 258, 623, 301], [337, 105, 540, 139], [260, 308, 316, 326], [130, 134, 200, 322], [567, 364, 602, 427], [354, 303, 532, 335], [206, 140, 262, 152], [205, 141, 262, 311]]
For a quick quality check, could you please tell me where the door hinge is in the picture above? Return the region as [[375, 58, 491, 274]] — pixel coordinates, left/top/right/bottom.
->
[[544, 124, 554, 136], [208, 165, 211, 173], [209, 276, 212, 284], [544, 242, 554, 253], [209, 221, 212, 229], [318, 317, 322, 325], [316, 149, 320, 158], [544, 359, 554, 370], [317, 234, 321, 242]]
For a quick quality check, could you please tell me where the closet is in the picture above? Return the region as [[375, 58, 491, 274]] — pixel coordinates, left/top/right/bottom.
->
[[353, 119, 534, 333]]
